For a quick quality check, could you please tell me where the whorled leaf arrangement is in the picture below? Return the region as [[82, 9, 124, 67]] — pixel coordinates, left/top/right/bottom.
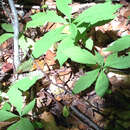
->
[[72, 36, 130, 96], [0, 0, 129, 129]]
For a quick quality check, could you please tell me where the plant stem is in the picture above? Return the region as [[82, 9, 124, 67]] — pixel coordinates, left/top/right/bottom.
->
[[8, 0, 20, 72]]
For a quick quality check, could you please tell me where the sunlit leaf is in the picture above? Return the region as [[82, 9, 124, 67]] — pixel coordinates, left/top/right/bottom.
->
[[69, 23, 77, 39], [74, 2, 121, 26], [0, 110, 18, 121], [16, 59, 33, 73], [26, 11, 67, 29], [21, 99, 35, 116], [31, 12, 45, 20], [9, 76, 39, 92], [105, 35, 130, 52], [1, 23, 13, 32], [19, 35, 35, 57], [32, 26, 64, 58], [63, 46, 97, 64], [56, 0, 72, 20], [2, 102, 11, 111], [7, 118, 34, 130], [56, 37, 74, 66], [73, 69, 100, 93], [95, 70, 109, 97], [7, 88, 23, 115], [0, 33, 13, 45], [85, 38, 93, 50], [95, 51, 104, 66], [105, 52, 130, 69], [26, 12, 46, 28], [43, 10, 67, 24]]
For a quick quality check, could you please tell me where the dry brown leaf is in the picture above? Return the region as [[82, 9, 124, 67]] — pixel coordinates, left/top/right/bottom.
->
[[32, 59, 44, 71], [124, 10, 130, 18], [44, 50, 56, 65], [0, 38, 13, 50], [2, 63, 13, 72], [58, 68, 71, 76]]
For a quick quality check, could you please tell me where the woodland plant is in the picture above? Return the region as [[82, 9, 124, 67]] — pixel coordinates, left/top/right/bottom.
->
[[0, 0, 130, 129]]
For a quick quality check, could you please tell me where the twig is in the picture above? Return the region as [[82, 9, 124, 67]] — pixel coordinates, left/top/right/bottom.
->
[[70, 105, 104, 130], [8, 0, 20, 72]]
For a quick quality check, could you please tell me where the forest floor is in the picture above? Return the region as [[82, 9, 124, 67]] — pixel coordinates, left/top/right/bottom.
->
[[0, 0, 130, 130]]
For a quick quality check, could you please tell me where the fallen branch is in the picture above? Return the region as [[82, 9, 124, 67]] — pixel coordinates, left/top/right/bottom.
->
[[70, 105, 104, 130]]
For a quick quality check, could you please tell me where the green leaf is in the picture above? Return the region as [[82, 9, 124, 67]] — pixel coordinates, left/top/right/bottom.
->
[[95, 70, 109, 97], [43, 10, 67, 24], [26, 11, 67, 29], [74, 2, 121, 26], [21, 99, 35, 116], [1, 23, 13, 32], [63, 106, 69, 117], [85, 38, 93, 50], [2, 102, 11, 111], [77, 23, 90, 34], [55, 37, 74, 66], [33, 121, 43, 129], [7, 118, 34, 130], [9, 76, 39, 92], [16, 59, 33, 73], [95, 51, 104, 66], [31, 12, 45, 20], [63, 46, 97, 64], [0, 33, 13, 45], [73, 69, 100, 94], [105, 0, 112, 2], [30, 11, 67, 24], [105, 35, 130, 52], [32, 26, 64, 58], [7, 76, 38, 115], [56, 0, 72, 20], [19, 35, 35, 57], [105, 52, 130, 69], [69, 23, 77, 39], [7, 88, 23, 115], [26, 12, 46, 28], [0, 110, 18, 121]]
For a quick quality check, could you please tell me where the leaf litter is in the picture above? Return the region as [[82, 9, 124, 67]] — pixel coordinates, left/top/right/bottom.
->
[[0, 0, 130, 130]]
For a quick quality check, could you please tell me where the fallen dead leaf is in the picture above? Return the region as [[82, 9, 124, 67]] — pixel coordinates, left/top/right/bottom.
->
[[2, 62, 13, 72], [55, 95, 62, 101], [0, 38, 13, 50], [44, 50, 56, 65], [56, 68, 71, 84], [124, 10, 130, 18], [32, 59, 44, 71]]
